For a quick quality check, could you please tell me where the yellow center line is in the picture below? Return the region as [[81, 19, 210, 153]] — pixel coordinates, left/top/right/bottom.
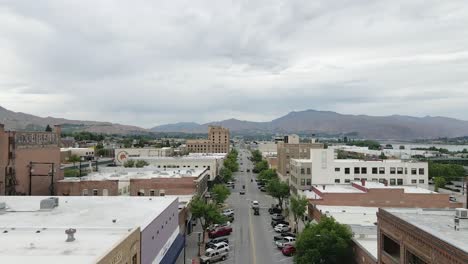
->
[[247, 173, 257, 264]]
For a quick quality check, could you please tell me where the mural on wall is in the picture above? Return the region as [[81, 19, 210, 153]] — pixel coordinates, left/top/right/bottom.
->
[[15, 132, 58, 146], [116, 151, 129, 163]]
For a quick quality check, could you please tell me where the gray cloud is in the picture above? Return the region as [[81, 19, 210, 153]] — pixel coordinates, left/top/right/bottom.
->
[[1, 0, 468, 127]]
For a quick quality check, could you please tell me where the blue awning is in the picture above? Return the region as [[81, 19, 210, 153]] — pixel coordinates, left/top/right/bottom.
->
[[160, 234, 185, 264]]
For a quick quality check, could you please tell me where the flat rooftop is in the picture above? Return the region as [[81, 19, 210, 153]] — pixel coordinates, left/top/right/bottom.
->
[[313, 184, 365, 193], [316, 205, 378, 259], [354, 181, 433, 194], [290, 158, 311, 162], [0, 196, 178, 264], [384, 208, 468, 253], [333, 159, 424, 163], [129, 155, 225, 160], [60, 168, 206, 182]]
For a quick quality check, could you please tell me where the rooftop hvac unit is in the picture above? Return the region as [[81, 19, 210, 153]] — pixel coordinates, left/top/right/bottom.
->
[[456, 208, 468, 219]]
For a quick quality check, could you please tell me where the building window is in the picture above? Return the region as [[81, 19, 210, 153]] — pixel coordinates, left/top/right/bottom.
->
[[361, 167, 367, 174], [411, 179, 417, 184], [419, 179, 425, 184], [379, 167, 385, 174], [372, 167, 378, 174], [344, 179, 351, 183], [335, 168, 340, 172], [93, 189, 98, 196], [406, 250, 427, 264], [390, 167, 396, 174], [150, 190, 155, 196], [397, 167, 403, 174], [379, 178, 385, 183], [301, 168, 305, 174], [354, 167, 360, 174], [354, 178, 360, 181], [132, 253, 138, 264], [300, 179, 305, 186], [411, 168, 417, 175], [383, 234, 400, 261], [345, 168, 350, 174], [306, 179, 311, 185], [160, 190, 165, 196], [372, 178, 378, 182], [397, 179, 403, 185], [418, 168, 425, 175], [138, 189, 145, 196], [307, 168, 311, 174], [82, 189, 88, 196], [390, 179, 396, 185], [334, 179, 340, 183]]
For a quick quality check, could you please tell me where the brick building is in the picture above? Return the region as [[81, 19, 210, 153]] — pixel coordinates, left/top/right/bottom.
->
[[377, 208, 468, 264], [304, 180, 463, 208], [0, 124, 63, 195], [187, 126, 230, 154], [276, 139, 323, 181], [57, 167, 209, 197]]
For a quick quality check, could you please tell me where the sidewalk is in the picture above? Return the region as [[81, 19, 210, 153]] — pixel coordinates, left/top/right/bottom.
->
[[175, 221, 205, 264]]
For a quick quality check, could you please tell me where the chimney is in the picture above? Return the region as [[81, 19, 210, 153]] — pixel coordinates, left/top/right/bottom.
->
[[65, 228, 76, 242], [361, 179, 366, 186]]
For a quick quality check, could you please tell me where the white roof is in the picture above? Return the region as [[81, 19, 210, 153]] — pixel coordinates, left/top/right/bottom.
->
[[313, 184, 365, 193], [290, 158, 310, 163], [355, 181, 434, 194], [130, 155, 224, 160], [60, 168, 206, 182], [316, 205, 378, 259], [385, 208, 468, 253], [0, 196, 178, 263], [301, 190, 322, 200]]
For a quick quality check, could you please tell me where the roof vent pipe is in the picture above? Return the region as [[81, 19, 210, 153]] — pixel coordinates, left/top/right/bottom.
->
[[65, 228, 76, 242]]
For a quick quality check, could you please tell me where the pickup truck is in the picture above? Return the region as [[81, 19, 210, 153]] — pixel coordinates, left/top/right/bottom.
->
[[200, 250, 228, 264]]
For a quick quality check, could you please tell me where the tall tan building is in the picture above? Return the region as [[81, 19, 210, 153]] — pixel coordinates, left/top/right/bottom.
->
[[276, 137, 323, 181], [0, 124, 63, 195], [187, 126, 230, 153]]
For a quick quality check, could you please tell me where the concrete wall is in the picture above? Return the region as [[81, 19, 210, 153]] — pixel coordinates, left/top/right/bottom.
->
[[352, 238, 378, 264], [309, 187, 463, 208], [130, 177, 197, 196], [277, 142, 323, 181], [141, 198, 179, 264], [97, 227, 141, 264]]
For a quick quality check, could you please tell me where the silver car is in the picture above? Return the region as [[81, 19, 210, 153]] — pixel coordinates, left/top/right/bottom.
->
[[200, 250, 229, 264]]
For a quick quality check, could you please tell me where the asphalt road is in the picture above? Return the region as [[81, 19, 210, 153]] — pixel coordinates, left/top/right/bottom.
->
[[222, 147, 294, 264]]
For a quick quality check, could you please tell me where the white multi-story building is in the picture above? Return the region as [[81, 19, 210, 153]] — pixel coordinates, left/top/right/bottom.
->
[[115, 147, 174, 164], [289, 149, 428, 193]]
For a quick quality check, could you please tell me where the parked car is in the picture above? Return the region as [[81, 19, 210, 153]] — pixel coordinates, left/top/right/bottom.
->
[[240, 190, 245, 195], [260, 186, 267, 192], [209, 226, 233, 238], [206, 237, 229, 249], [222, 209, 235, 217], [274, 224, 291, 233], [206, 242, 230, 253], [449, 195, 457, 202], [271, 213, 285, 221], [276, 236, 296, 249], [273, 232, 296, 241], [281, 244, 296, 256], [269, 207, 282, 215], [271, 220, 289, 228], [200, 251, 229, 264], [247, 169, 250, 172]]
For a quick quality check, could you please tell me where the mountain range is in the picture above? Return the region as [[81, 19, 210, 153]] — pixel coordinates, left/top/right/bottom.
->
[[151, 110, 468, 140], [0, 106, 146, 134], [2, 105, 468, 140]]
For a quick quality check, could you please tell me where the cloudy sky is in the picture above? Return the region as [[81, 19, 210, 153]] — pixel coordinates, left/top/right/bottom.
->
[[1, 1, 468, 128]]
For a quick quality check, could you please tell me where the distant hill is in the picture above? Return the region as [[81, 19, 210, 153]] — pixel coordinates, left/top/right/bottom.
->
[[151, 109, 468, 140], [0, 106, 147, 134]]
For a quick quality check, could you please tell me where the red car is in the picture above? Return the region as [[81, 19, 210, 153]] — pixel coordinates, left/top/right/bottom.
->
[[281, 245, 296, 256], [208, 226, 233, 238]]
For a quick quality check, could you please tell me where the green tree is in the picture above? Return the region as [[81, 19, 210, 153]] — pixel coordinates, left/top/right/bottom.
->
[[266, 179, 290, 210], [250, 150, 263, 163], [223, 158, 239, 172], [212, 184, 231, 205], [45, 124, 53, 132], [429, 162, 466, 181], [123, 160, 135, 168], [135, 160, 149, 168], [434, 176, 447, 192], [290, 195, 309, 233], [294, 216, 353, 264], [253, 160, 268, 173], [189, 196, 225, 242], [219, 167, 233, 183], [379, 152, 388, 160], [258, 168, 278, 182], [68, 154, 81, 168]]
